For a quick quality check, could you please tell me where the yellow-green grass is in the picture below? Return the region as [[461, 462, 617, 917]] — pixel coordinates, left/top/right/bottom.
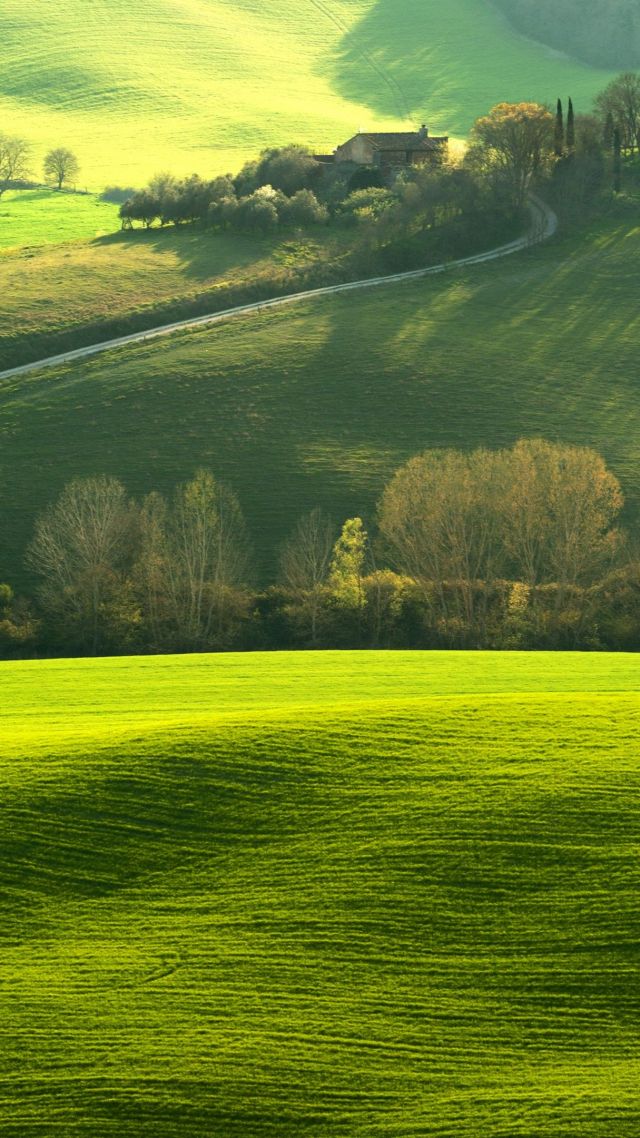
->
[[2, 650, 640, 1135], [1, 211, 640, 586], [0, 223, 348, 368], [0, 189, 120, 250], [0, 0, 615, 187]]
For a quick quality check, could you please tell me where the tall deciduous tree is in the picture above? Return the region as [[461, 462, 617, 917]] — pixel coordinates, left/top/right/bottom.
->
[[43, 147, 80, 190], [329, 517, 368, 610], [137, 469, 251, 649], [466, 102, 555, 211], [279, 507, 335, 642], [595, 72, 640, 153], [27, 475, 137, 653]]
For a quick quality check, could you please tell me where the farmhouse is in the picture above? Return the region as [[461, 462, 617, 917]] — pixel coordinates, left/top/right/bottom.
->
[[332, 125, 448, 169]]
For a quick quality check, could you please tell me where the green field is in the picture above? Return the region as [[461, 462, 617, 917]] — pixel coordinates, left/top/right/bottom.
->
[[0, 189, 120, 250], [0, 220, 348, 367], [2, 208, 640, 585], [0, 0, 614, 187], [2, 650, 640, 1135]]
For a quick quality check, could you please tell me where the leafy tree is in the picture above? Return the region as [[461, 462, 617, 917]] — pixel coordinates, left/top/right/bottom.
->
[[255, 145, 321, 195], [43, 147, 80, 190], [329, 517, 368, 610], [613, 126, 623, 192], [0, 133, 30, 197], [280, 188, 328, 227], [466, 102, 555, 211]]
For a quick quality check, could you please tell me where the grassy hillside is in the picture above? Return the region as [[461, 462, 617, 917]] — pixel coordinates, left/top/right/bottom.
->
[[0, 225, 349, 368], [0, 0, 614, 186], [0, 189, 119, 249], [1, 209, 640, 585], [2, 650, 640, 1136]]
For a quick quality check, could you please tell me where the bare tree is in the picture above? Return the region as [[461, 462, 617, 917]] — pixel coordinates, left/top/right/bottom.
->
[[27, 475, 136, 653], [137, 469, 251, 649], [43, 147, 80, 190], [595, 72, 640, 154], [0, 134, 31, 197], [279, 507, 335, 642]]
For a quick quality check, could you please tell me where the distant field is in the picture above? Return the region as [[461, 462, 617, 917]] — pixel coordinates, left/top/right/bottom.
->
[[0, 0, 614, 186], [2, 650, 640, 1135], [2, 209, 640, 585], [0, 189, 119, 250]]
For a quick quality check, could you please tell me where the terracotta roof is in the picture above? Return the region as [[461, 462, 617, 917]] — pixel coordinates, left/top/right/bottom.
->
[[360, 132, 447, 150]]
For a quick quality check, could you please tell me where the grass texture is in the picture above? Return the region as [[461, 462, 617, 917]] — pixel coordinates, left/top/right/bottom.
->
[[0, 225, 344, 364], [2, 211, 640, 584], [2, 649, 640, 1135], [0, 190, 120, 250], [0, 0, 614, 186]]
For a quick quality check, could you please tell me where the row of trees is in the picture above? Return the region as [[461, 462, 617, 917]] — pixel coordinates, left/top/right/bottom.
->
[[0, 135, 80, 195], [2, 439, 638, 659]]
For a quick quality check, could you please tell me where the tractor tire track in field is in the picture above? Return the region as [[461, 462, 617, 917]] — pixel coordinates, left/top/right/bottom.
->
[[0, 197, 557, 382], [305, 0, 411, 121]]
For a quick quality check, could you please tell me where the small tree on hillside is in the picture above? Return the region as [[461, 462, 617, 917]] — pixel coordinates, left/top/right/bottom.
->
[[0, 133, 30, 197], [44, 147, 80, 190]]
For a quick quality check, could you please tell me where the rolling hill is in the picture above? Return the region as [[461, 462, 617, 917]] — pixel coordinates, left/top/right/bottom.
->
[[0, 0, 614, 187], [2, 649, 640, 1136], [1, 206, 639, 586]]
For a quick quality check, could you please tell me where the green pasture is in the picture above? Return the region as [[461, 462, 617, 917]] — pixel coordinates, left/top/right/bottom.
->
[[2, 650, 640, 1135], [0, 220, 345, 365], [0, 0, 614, 186], [0, 189, 119, 250], [2, 210, 640, 585]]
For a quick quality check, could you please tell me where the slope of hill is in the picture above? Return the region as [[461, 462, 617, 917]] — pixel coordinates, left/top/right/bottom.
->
[[495, 0, 640, 70], [0, 0, 614, 186], [1, 209, 639, 585], [2, 650, 640, 1136]]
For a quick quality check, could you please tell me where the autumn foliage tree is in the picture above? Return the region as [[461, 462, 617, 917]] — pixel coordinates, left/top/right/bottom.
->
[[466, 102, 555, 211]]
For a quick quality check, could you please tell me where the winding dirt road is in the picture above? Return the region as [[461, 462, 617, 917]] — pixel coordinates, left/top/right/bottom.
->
[[0, 197, 557, 383]]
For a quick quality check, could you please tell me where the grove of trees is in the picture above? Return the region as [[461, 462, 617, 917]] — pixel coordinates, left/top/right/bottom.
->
[[3, 440, 640, 659]]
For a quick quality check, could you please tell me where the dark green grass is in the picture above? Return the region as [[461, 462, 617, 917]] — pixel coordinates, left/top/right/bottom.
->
[[2, 212, 640, 584], [2, 650, 640, 1135]]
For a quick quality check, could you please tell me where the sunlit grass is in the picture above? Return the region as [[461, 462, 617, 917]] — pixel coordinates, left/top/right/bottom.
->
[[0, 189, 119, 249], [0, 0, 614, 186], [2, 649, 640, 1135]]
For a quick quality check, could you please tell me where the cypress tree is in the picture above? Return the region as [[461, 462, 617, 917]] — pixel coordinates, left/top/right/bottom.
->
[[613, 127, 622, 192], [604, 111, 615, 151], [566, 98, 576, 152], [554, 98, 564, 156]]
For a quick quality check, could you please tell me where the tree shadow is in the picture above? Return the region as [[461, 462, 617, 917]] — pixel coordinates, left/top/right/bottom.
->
[[326, 0, 611, 137]]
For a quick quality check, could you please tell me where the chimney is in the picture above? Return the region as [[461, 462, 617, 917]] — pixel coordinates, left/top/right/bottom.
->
[[418, 124, 428, 139]]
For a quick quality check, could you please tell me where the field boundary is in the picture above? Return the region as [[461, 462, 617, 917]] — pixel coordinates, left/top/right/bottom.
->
[[0, 197, 557, 382]]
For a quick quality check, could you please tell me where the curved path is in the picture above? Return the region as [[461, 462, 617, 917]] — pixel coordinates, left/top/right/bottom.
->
[[0, 197, 557, 383]]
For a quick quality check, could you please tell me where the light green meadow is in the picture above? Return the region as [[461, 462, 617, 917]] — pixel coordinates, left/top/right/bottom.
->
[[0, 0, 615, 186], [1, 650, 640, 1134]]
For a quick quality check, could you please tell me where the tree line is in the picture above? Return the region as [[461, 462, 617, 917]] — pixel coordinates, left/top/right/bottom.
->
[[2, 439, 639, 659]]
